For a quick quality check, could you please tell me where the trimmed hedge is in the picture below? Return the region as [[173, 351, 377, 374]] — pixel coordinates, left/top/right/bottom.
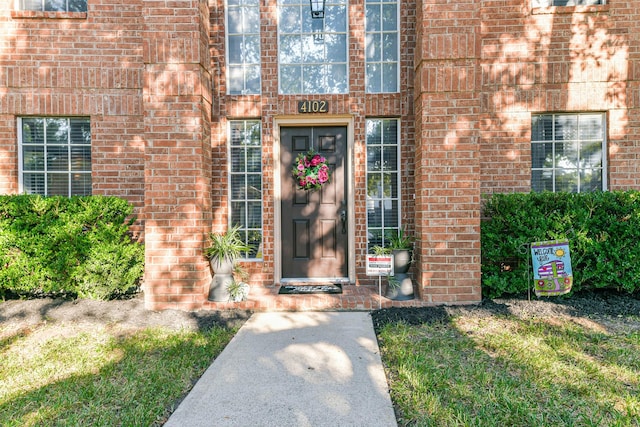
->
[[0, 195, 144, 300], [481, 191, 640, 298]]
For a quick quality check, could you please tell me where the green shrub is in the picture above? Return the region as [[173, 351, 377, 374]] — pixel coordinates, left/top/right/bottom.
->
[[481, 191, 640, 298], [0, 195, 144, 300]]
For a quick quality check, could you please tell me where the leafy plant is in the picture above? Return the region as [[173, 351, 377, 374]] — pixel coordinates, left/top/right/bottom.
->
[[204, 225, 250, 263], [386, 227, 414, 250], [226, 280, 249, 302], [371, 245, 391, 255], [387, 274, 401, 289], [481, 190, 640, 297], [0, 195, 144, 300], [233, 262, 249, 283]]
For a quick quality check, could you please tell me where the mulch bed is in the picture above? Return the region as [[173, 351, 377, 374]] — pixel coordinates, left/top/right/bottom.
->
[[371, 289, 640, 333]]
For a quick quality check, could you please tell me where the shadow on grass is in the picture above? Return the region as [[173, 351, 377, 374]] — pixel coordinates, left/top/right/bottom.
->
[[0, 325, 236, 427], [374, 305, 640, 426], [0, 296, 253, 332]]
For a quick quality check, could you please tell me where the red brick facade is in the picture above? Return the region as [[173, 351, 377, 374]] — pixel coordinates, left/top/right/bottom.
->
[[1, 0, 638, 310]]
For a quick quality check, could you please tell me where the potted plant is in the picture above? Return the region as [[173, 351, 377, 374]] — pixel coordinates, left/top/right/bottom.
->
[[205, 225, 250, 302], [227, 263, 250, 302], [384, 227, 415, 300], [386, 227, 414, 274]]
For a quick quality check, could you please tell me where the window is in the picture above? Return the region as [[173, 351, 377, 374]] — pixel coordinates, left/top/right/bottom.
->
[[19, 117, 92, 196], [532, 0, 603, 7], [226, 0, 261, 95], [278, 0, 348, 94], [366, 118, 400, 250], [229, 120, 263, 259], [365, 0, 399, 93], [531, 113, 606, 193], [17, 0, 87, 12]]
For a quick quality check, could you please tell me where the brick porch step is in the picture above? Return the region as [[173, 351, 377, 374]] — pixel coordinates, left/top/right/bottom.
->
[[202, 284, 434, 312]]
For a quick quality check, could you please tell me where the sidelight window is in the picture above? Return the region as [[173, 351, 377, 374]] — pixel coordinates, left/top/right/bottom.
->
[[229, 120, 263, 259], [366, 118, 400, 250]]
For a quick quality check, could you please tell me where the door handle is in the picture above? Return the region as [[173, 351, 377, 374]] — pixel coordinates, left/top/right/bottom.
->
[[340, 209, 347, 234]]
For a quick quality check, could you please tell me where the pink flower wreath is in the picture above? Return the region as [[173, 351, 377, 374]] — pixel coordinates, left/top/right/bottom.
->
[[291, 149, 331, 191]]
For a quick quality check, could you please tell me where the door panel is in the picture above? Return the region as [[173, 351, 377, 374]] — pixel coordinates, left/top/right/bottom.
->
[[281, 126, 347, 279]]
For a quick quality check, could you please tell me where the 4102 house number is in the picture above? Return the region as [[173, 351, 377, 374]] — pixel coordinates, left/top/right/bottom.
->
[[298, 100, 329, 113]]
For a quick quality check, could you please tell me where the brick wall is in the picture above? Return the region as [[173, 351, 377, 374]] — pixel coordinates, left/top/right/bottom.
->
[[413, 0, 482, 304], [3, 0, 640, 308], [142, 0, 213, 310], [479, 1, 640, 193], [209, 0, 417, 289], [0, 1, 145, 206]]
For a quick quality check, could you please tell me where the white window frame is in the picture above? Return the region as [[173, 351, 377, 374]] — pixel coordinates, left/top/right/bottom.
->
[[15, 0, 88, 12], [228, 120, 263, 260], [365, 118, 401, 251], [532, 0, 604, 7], [364, 0, 400, 94], [531, 112, 607, 193], [18, 117, 92, 197], [225, 0, 262, 95], [277, 0, 349, 95]]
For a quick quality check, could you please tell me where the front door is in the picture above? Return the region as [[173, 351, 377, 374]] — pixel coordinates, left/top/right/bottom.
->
[[280, 126, 347, 279]]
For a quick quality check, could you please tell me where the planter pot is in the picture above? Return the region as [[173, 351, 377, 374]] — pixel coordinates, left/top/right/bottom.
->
[[210, 258, 234, 275], [208, 258, 235, 302], [392, 249, 412, 274], [385, 273, 415, 301]]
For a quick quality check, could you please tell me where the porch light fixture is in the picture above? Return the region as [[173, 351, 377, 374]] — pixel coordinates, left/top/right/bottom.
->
[[310, 0, 325, 19]]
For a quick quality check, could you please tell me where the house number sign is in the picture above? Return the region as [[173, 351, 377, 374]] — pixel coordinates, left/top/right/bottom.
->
[[298, 100, 329, 113]]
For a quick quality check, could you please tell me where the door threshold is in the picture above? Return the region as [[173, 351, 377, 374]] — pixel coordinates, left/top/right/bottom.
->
[[279, 278, 350, 285]]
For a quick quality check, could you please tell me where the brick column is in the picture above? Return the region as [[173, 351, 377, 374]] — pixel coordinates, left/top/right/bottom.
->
[[413, 0, 481, 303], [142, 0, 213, 310]]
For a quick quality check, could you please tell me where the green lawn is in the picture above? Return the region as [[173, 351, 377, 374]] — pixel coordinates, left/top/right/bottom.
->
[[0, 323, 236, 426], [2, 304, 639, 426], [377, 313, 640, 426]]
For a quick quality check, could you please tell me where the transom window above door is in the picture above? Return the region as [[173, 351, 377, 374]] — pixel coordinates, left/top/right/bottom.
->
[[278, 0, 348, 94]]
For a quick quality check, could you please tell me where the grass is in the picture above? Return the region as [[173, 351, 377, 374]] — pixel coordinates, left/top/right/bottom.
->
[[377, 314, 640, 426], [0, 323, 237, 426], [3, 305, 639, 426]]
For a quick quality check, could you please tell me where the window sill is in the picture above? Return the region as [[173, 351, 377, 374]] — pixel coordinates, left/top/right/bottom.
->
[[532, 4, 608, 14], [11, 11, 87, 20]]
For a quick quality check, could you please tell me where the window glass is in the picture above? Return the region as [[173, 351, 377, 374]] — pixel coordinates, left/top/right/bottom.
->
[[365, 0, 399, 93], [366, 119, 400, 251], [226, 0, 262, 95], [532, 0, 603, 6], [229, 120, 263, 259], [18, 0, 87, 11], [19, 117, 92, 196], [278, 0, 348, 94], [531, 113, 605, 193]]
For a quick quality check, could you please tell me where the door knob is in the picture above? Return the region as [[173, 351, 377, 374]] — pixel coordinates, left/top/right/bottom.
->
[[339, 209, 347, 234]]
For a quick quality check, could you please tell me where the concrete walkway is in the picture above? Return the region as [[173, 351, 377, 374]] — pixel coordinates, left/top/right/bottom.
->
[[164, 311, 397, 427]]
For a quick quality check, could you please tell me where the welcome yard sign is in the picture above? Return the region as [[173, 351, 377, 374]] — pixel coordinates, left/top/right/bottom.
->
[[531, 239, 573, 297]]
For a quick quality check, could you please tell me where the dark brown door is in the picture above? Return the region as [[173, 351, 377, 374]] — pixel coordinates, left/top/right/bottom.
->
[[280, 126, 347, 279]]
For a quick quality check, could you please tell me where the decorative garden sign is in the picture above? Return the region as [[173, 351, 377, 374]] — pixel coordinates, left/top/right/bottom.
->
[[531, 239, 573, 297]]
